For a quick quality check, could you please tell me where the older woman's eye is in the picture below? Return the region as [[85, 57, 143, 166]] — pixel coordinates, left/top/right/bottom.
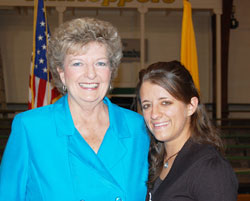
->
[[96, 61, 108, 67], [72, 62, 82, 67]]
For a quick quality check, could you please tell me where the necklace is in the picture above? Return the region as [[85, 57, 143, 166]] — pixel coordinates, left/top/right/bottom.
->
[[163, 151, 180, 168]]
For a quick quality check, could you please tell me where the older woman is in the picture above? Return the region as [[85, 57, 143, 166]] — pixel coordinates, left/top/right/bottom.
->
[[0, 18, 149, 201], [136, 61, 238, 201]]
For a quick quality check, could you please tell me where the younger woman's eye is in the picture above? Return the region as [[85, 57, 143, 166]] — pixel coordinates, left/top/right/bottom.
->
[[142, 104, 150, 110], [162, 101, 171, 106]]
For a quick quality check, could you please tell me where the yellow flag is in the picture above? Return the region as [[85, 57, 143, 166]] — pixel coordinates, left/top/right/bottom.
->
[[181, 0, 200, 91]]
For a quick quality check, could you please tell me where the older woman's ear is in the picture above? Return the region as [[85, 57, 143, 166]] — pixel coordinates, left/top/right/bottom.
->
[[187, 97, 198, 116], [57, 67, 65, 85]]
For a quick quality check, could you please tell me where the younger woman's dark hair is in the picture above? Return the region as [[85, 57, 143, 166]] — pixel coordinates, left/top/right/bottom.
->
[[136, 60, 223, 189]]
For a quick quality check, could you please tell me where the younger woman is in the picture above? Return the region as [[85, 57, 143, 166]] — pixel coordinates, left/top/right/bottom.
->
[[137, 61, 238, 201]]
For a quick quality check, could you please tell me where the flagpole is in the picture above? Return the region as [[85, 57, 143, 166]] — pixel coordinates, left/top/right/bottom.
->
[[30, 0, 39, 109], [42, 0, 50, 105]]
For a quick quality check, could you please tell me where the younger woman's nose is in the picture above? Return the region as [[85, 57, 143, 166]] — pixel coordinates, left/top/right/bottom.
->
[[151, 105, 162, 120]]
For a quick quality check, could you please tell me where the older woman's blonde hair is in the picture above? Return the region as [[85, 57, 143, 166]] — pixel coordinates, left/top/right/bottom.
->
[[48, 17, 123, 94]]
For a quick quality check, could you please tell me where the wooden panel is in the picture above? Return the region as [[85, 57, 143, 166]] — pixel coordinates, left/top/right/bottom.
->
[[238, 194, 250, 201]]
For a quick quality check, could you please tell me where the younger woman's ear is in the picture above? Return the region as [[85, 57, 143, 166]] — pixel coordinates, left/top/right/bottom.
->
[[187, 97, 199, 116]]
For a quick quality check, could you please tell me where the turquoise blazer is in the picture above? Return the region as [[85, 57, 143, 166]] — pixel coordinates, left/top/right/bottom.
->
[[0, 96, 149, 201]]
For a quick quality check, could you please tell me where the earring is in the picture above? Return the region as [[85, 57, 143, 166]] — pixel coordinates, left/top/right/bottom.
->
[[63, 85, 67, 92]]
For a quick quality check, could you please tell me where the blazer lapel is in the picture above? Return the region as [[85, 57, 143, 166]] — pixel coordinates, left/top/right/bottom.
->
[[68, 130, 123, 190], [98, 127, 127, 169], [97, 97, 130, 170]]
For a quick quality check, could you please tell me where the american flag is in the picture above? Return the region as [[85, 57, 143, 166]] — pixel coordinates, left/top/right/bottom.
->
[[28, 0, 61, 109]]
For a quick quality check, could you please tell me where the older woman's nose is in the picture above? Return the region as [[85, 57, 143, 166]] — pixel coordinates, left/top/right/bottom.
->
[[86, 64, 97, 79]]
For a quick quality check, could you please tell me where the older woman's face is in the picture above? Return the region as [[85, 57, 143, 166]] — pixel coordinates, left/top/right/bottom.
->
[[58, 42, 111, 107]]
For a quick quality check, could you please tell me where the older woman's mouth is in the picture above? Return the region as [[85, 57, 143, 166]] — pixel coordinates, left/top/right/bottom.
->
[[79, 83, 99, 89]]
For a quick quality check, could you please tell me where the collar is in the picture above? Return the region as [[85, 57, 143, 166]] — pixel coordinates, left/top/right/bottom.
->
[[103, 96, 131, 139], [54, 95, 75, 137], [155, 139, 215, 196], [54, 95, 131, 138]]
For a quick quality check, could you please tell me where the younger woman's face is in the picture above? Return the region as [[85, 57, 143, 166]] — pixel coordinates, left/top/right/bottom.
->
[[140, 81, 197, 146]]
